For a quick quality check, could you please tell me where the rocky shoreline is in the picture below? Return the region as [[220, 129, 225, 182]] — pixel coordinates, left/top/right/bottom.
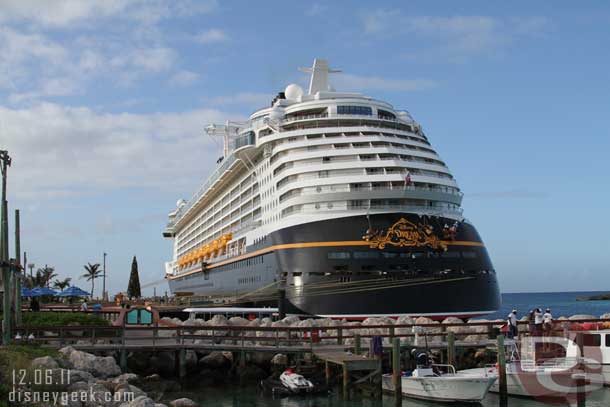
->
[[158, 312, 610, 345], [18, 347, 202, 407]]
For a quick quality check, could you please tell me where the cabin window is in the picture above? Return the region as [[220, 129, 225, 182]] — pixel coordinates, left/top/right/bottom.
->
[[353, 251, 379, 259], [381, 252, 398, 258], [583, 334, 601, 347], [606, 335, 610, 347], [328, 252, 350, 259], [462, 251, 477, 258], [442, 252, 460, 258], [337, 105, 372, 116]]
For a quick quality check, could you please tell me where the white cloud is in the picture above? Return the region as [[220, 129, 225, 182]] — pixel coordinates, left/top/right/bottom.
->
[[361, 12, 551, 61], [0, 25, 179, 102], [0, 27, 68, 89], [168, 70, 200, 87], [210, 93, 272, 107], [0, 0, 218, 27], [305, 4, 327, 17], [110, 47, 177, 73], [333, 74, 437, 92], [0, 102, 242, 199], [196, 29, 228, 44]]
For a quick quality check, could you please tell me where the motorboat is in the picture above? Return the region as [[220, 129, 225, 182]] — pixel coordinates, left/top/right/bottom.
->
[[279, 369, 315, 393], [260, 368, 327, 396], [382, 364, 497, 403]]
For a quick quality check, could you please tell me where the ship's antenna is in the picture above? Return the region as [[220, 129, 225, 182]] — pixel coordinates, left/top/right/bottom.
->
[[299, 58, 341, 95]]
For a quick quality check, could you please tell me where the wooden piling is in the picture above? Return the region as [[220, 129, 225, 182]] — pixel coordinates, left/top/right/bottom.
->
[[14, 209, 21, 327], [325, 361, 331, 386], [354, 334, 361, 355], [240, 349, 246, 369], [120, 349, 127, 372], [392, 338, 402, 402], [342, 364, 350, 400], [178, 349, 186, 379], [497, 335, 508, 403], [447, 331, 455, 366], [574, 373, 587, 407]]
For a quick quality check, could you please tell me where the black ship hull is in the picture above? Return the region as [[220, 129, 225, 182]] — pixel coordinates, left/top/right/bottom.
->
[[271, 213, 500, 319], [169, 212, 501, 319]]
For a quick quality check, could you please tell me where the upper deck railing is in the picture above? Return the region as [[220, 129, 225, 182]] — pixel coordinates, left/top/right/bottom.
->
[[281, 113, 418, 128], [167, 154, 239, 228]]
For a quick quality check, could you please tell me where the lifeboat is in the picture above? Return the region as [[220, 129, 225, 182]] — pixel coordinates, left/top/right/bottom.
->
[[196, 247, 205, 261], [204, 244, 211, 259], [220, 233, 232, 255], [212, 240, 219, 256]]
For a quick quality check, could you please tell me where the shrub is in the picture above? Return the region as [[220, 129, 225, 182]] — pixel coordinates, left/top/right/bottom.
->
[[16, 312, 109, 327]]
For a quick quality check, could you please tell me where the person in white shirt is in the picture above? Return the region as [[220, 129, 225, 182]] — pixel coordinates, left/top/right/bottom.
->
[[534, 308, 543, 335], [507, 310, 518, 338], [543, 308, 553, 334]]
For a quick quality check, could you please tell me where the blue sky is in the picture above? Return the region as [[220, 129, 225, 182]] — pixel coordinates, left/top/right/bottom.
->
[[0, 1, 608, 296]]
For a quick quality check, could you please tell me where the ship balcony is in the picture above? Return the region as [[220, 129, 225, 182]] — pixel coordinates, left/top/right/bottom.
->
[[281, 202, 463, 218], [279, 113, 420, 134], [279, 185, 463, 206]]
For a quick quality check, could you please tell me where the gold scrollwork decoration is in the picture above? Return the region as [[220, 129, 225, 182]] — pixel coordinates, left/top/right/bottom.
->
[[363, 218, 447, 251]]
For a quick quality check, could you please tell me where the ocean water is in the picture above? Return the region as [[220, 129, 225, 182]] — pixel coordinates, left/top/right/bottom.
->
[[476, 291, 610, 321], [166, 385, 609, 407]]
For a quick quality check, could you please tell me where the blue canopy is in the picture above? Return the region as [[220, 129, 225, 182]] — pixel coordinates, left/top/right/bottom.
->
[[21, 287, 32, 297], [57, 286, 91, 297], [30, 287, 58, 297]]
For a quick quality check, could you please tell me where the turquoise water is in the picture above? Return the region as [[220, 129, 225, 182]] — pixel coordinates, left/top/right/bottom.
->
[[166, 385, 609, 407], [477, 291, 610, 321]]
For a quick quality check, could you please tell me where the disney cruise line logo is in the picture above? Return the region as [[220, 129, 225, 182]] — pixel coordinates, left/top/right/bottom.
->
[[363, 218, 447, 251]]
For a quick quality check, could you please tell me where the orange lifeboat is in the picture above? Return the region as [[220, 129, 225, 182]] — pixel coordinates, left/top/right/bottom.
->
[[220, 233, 232, 255]]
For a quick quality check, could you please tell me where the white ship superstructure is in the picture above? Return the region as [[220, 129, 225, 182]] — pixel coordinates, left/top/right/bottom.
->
[[163, 59, 500, 318]]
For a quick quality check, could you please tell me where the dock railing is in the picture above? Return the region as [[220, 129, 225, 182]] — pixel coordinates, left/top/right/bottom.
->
[[12, 318, 608, 351]]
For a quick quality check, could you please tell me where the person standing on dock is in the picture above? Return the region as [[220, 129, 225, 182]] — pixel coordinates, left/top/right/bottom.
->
[[507, 309, 518, 338], [543, 308, 553, 334], [534, 308, 543, 335]]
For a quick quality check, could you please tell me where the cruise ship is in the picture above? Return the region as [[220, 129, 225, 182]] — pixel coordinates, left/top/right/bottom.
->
[[163, 59, 501, 319]]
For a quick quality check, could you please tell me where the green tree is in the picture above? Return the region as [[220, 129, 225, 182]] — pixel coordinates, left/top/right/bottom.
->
[[37, 266, 57, 287], [81, 263, 101, 298], [52, 277, 72, 291], [127, 256, 141, 299]]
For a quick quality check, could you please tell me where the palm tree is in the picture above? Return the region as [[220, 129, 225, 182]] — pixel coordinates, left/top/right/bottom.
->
[[81, 263, 101, 298], [53, 277, 72, 292], [29, 269, 50, 288], [37, 266, 57, 288]]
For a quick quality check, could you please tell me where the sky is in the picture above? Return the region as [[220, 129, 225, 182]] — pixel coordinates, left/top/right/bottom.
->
[[0, 0, 608, 296]]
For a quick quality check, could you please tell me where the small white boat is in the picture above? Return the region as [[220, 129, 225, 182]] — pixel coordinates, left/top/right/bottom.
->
[[382, 364, 497, 403], [460, 361, 587, 399], [279, 369, 315, 393]]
